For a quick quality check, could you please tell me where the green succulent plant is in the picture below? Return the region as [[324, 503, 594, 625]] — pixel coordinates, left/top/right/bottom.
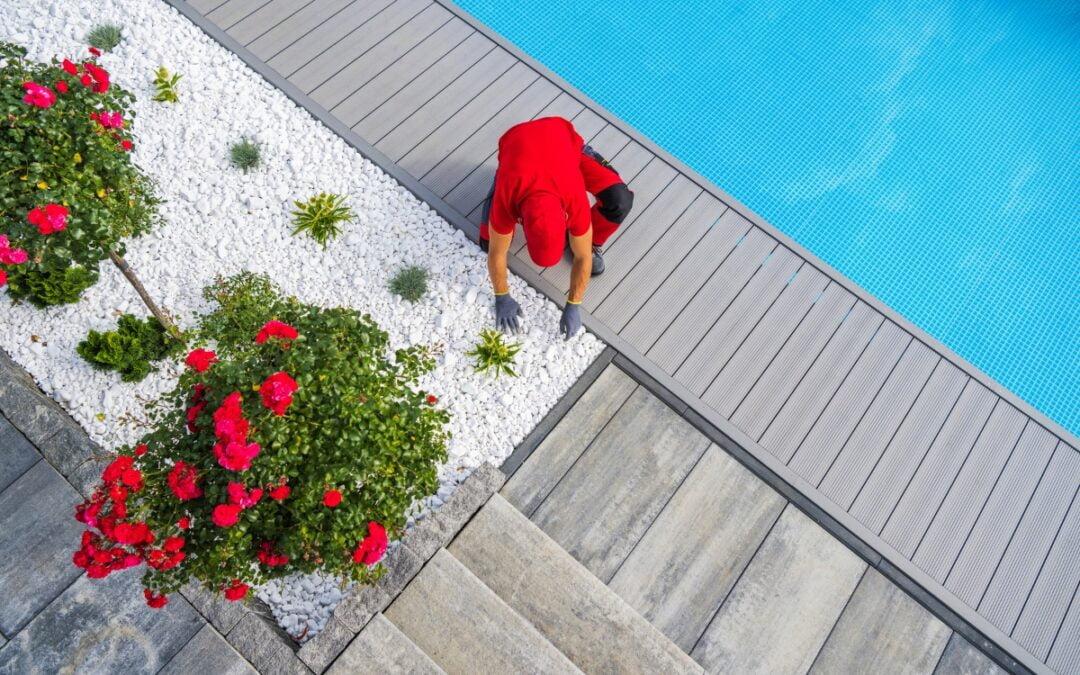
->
[[291, 192, 355, 248], [87, 24, 123, 53], [229, 137, 261, 173], [388, 265, 429, 303], [466, 329, 521, 378]]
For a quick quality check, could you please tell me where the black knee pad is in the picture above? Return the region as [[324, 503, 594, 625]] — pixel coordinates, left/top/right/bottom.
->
[[596, 183, 634, 225]]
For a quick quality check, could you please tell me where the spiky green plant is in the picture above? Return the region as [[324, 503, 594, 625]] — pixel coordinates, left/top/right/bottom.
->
[[152, 67, 181, 103], [291, 192, 354, 248], [77, 314, 183, 382], [87, 24, 123, 53], [389, 265, 429, 303], [466, 329, 521, 378], [229, 138, 261, 173]]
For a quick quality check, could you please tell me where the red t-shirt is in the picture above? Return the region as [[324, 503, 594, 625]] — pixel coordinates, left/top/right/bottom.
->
[[487, 117, 591, 239]]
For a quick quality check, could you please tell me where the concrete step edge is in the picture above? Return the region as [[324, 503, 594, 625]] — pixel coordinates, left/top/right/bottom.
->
[[327, 613, 444, 675]]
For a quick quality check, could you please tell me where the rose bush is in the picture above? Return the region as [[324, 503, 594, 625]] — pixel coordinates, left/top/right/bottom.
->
[[0, 41, 160, 306], [74, 275, 450, 606]]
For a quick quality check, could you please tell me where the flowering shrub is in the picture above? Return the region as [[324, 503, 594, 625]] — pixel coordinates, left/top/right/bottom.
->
[[0, 41, 160, 306], [74, 275, 450, 607]]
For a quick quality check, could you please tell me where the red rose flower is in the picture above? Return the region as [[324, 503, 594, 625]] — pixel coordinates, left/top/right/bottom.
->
[[257, 541, 289, 567], [121, 139, 133, 151], [0, 235, 29, 265], [0, 270, 6, 287], [120, 468, 143, 490], [134, 444, 148, 456], [80, 74, 92, 87], [227, 482, 263, 508], [223, 580, 249, 601], [163, 537, 185, 553], [352, 522, 388, 565], [427, 394, 438, 405], [268, 483, 290, 501], [167, 461, 202, 500], [88, 47, 102, 56], [55, 81, 69, 94], [259, 371, 299, 416], [213, 440, 260, 472], [184, 349, 217, 372], [177, 516, 191, 529], [212, 503, 242, 528], [144, 589, 168, 609], [27, 203, 69, 235], [21, 81, 56, 108], [62, 59, 79, 75], [255, 320, 298, 345], [323, 489, 342, 508], [102, 455, 133, 483], [186, 400, 206, 433]]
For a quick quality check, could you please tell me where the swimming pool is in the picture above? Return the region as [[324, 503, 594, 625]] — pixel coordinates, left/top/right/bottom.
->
[[455, 0, 1079, 437]]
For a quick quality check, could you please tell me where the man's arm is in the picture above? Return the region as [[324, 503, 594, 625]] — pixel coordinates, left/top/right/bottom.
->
[[487, 227, 513, 295], [567, 226, 593, 303]]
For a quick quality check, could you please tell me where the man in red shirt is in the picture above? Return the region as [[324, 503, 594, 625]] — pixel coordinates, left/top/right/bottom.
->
[[480, 116, 634, 339]]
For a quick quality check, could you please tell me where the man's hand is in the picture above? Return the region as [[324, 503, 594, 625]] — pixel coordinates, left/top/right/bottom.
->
[[495, 293, 523, 333], [560, 302, 581, 340]]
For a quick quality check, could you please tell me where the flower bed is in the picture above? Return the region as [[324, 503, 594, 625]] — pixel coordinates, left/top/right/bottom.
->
[[1, 0, 604, 639]]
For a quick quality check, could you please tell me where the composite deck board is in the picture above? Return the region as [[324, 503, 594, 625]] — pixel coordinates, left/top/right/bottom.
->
[[726, 281, 856, 432], [879, 385, 999, 555], [290, 0, 432, 92], [978, 446, 1080, 633], [846, 361, 968, 524], [945, 425, 1058, 607], [331, 18, 475, 125], [1047, 587, 1080, 674], [646, 228, 777, 373], [912, 405, 1029, 581], [784, 321, 911, 477], [266, 0, 397, 76], [308, 4, 454, 109], [354, 32, 494, 142], [813, 341, 939, 498], [701, 267, 831, 417], [183, 3, 1080, 669]]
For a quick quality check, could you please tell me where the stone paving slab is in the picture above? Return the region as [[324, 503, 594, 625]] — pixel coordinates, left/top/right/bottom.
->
[[327, 613, 444, 675], [0, 460, 86, 636], [0, 568, 203, 674], [181, 579, 249, 635], [0, 414, 39, 493], [934, 633, 1007, 675], [160, 624, 257, 675]]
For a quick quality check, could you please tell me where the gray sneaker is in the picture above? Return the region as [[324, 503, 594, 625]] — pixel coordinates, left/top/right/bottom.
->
[[592, 245, 605, 276]]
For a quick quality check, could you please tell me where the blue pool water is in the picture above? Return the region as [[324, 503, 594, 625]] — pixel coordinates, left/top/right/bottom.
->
[[456, 0, 1080, 437]]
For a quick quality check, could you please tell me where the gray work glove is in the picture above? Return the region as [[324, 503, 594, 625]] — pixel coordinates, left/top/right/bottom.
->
[[494, 293, 523, 333], [560, 303, 582, 340]]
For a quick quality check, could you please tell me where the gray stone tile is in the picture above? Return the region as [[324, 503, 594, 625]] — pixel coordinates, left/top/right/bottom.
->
[[36, 422, 98, 477], [181, 580, 249, 634], [692, 506, 866, 674], [334, 584, 391, 633], [933, 633, 1006, 675], [531, 386, 711, 582], [0, 568, 203, 674], [328, 614, 444, 675], [0, 352, 68, 447], [433, 462, 504, 535], [67, 456, 108, 500], [377, 543, 423, 600], [0, 460, 86, 635], [0, 414, 39, 493], [609, 446, 787, 652], [227, 612, 296, 673], [451, 494, 701, 674], [385, 550, 579, 674], [297, 615, 354, 672], [810, 568, 952, 675], [402, 511, 452, 562], [160, 624, 257, 675], [502, 364, 638, 516]]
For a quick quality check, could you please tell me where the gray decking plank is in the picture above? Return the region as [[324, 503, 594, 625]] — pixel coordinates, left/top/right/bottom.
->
[[332, 18, 475, 126], [289, 0, 432, 91], [374, 48, 518, 159], [1047, 585, 1080, 675], [265, 0, 397, 75], [849, 362, 969, 531], [353, 32, 493, 142], [979, 443, 1080, 633], [672, 249, 807, 394], [755, 302, 884, 455], [645, 228, 777, 373], [946, 424, 1058, 607], [607, 139, 655, 185], [399, 61, 541, 177], [879, 384, 999, 556], [188, 0, 226, 14], [206, 0, 269, 30], [225, 0, 303, 45], [501, 364, 638, 518], [785, 321, 912, 478], [608, 446, 786, 652], [308, 3, 453, 109], [1011, 492, 1080, 660], [814, 341, 940, 499], [701, 266, 831, 416], [246, 0, 356, 59], [419, 78, 562, 196], [595, 196, 728, 330], [530, 386, 711, 583], [582, 176, 703, 309], [912, 404, 1029, 582], [692, 506, 866, 674], [584, 123, 632, 160], [444, 92, 584, 217]]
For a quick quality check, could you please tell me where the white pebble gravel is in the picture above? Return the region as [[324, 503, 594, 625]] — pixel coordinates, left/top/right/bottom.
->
[[0, 0, 604, 640]]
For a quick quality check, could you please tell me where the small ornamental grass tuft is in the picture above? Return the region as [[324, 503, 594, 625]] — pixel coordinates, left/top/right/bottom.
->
[[466, 329, 521, 378], [77, 314, 182, 382], [87, 24, 123, 53], [152, 67, 181, 103], [291, 192, 354, 248], [228, 138, 261, 173], [388, 265, 429, 303]]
